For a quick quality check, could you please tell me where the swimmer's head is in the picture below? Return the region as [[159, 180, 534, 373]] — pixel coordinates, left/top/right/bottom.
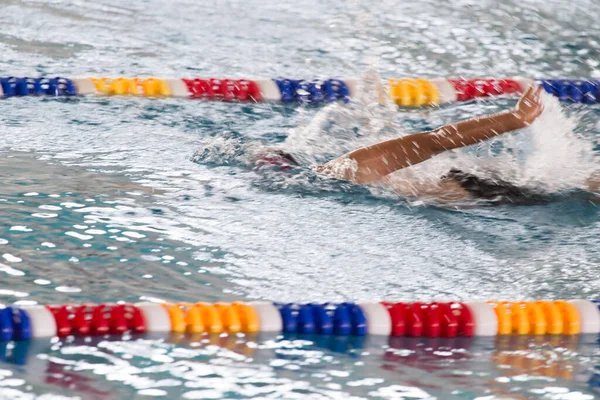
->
[[254, 149, 299, 170]]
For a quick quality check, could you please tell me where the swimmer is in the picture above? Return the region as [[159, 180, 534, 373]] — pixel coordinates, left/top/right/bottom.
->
[[256, 86, 597, 204]]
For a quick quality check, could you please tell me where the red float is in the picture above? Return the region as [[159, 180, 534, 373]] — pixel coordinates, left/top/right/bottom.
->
[[183, 78, 262, 102], [93, 304, 126, 334], [450, 78, 523, 101], [416, 303, 441, 337], [498, 79, 522, 94], [382, 302, 406, 336], [48, 303, 147, 337], [121, 304, 146, 333], [449, 79, 477, 101], [235, 80, 262, 101], [471, 79, 495, 97], [404, 303, 424, 337], [435, 302, 459, 337], [449, 302, 474, 337], [72, 304, 94, 336], [47, 304, 96, 336], [89, 305, 110, 335], [47, 305, 74, 337], [183, 78, 214, 99], [210, 78, 234, 101]]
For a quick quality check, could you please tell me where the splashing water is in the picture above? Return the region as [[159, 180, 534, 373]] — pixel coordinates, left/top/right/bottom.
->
[[283, 65, 403, 165], [385, 92, 598, 197], [522, 93, 598, 191], [192, 67, 403, 167], [192, 73, 598, 204], [191, 131, 256, 166]]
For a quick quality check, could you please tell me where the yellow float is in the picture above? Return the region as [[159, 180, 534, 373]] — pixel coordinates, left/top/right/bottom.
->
[[388, 78, 440, 106]]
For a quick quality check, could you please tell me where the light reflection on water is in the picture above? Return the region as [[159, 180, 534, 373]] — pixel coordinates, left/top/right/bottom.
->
[[4, 154, 600, 398], [0, 333, 598, 399], [0, 153, 234, 305], [1, 0, 600, 398]]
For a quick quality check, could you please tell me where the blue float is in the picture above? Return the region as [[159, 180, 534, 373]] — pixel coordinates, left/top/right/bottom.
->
[[323, 79, 350, 103], [539, 79, 600, 103], [275, 78, 351, 105], [309, 304, 333, 334], [9, 308, 31, 341], [345, 303, 368, 336], [1, 76, 77, 97], [277, 304, 298, 333], [274, 79, 299, 103], [0, 308, 13, 342], [332, 304, 352, 335], [296, 304, 316, 334]]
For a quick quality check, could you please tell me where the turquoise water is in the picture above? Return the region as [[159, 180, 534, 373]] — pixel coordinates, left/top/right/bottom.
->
[[1, 0, 600, 398]]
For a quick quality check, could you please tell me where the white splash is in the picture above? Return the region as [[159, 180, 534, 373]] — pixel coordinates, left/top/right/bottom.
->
[[283, 65, 406, 165], [520, 92, 597, 192], [284, 80, 598, 199], [190, 133, 262, 166], [192, 65, 597, 202]]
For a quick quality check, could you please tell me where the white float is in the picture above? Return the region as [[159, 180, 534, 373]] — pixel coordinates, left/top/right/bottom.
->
[[134, 302, 171, 332], [430, 78, 458, 103], [249, 301, 282, 332], [342, 78, 358, 98], [165, 79, 190, 98], [356, 302, 392, 336], [72, 78, 97, 95], [255, 79, 281, 101], [568, 300, 600, 334], [464, 302, 498, 336], [20, 306, 57, 338]]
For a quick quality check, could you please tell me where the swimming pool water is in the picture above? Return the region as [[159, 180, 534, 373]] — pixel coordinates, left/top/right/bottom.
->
[[1, 0, 600, 398]]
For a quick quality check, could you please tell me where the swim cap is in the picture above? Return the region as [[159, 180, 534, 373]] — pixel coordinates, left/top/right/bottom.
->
[[254, 150, 299, 171]]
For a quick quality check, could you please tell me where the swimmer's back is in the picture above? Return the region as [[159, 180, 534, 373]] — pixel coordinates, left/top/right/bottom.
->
[[442, 168, 549, 205]]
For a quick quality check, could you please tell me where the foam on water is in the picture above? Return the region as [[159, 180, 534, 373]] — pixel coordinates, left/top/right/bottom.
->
[[3, 0, 600, 398], [192, 67, 405, 188], [282, 67, 403, 165], [523, 93, 598, 191], [278, 75, 600, 204], [194, 71, 598, 206]]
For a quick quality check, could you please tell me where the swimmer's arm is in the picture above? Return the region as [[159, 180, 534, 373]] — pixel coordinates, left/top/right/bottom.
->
[[319, 86, 543, 184]]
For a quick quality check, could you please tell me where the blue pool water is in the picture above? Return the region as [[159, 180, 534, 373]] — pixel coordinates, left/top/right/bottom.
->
[[1, 0, 600, 398]]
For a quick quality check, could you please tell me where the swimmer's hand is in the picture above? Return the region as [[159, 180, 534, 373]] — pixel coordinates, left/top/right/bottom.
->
[[313, 158, 359, 181], [514, 85, 544, 125]]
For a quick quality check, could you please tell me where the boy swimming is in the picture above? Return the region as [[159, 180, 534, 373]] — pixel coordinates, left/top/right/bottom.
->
[[255, 86, 599, 204]]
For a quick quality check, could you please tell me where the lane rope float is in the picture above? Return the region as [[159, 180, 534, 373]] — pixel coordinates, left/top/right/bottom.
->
[[1, 76, 597, 105], [0, 299, 597, 341]]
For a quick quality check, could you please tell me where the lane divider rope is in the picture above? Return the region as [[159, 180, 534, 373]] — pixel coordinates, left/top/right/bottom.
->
[[1, 76, 597, 105], [3, 299, 600, 341]]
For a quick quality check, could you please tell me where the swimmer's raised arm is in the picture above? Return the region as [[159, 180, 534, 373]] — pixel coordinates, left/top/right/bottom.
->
[[318, 86, 544, 184]]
